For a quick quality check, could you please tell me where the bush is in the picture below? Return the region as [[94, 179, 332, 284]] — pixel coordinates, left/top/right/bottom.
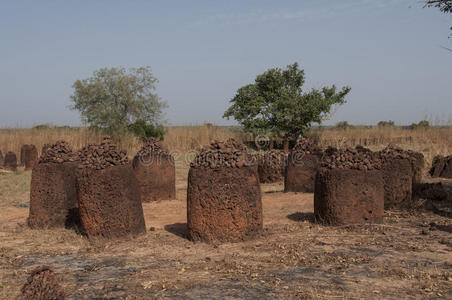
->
[[377, 120, 395, 127], [409, 120, 430, 130], [336, 121, 353, 130], [128, 120, 165, 141]]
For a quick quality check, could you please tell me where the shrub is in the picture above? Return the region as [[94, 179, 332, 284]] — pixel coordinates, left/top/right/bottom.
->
[[128, 120, 165, 141]]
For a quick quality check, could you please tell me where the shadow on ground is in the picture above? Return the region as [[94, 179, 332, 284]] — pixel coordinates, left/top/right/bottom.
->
[[164, 223, 189, 239], [287, 212, 315, 223]]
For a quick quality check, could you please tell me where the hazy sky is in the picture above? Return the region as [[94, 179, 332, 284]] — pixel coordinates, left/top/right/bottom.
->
[[1, 0, 451, 127]]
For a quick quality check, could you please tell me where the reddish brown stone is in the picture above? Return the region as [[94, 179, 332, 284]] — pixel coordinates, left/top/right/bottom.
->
[[77, 164, 146, 238], [314, 168, 384, 225], [257, 150, 287, 183], [41, 144, 51, 156], [441, 158, 452, 178], [187, 166, 263, 243], [432, 156, 452, 178], [20, 266, 65, 300], [381, 158, 413, 209], [21, 144, 39, 170], [28, 162, 79, 229], [284, 153, 322, 193], [132, 153, 176, 202], [3, 151, 17, 171]]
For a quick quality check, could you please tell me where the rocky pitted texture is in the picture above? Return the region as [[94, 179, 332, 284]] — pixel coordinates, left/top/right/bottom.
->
[[430, 155, 452, 179], [3, 151, 17, 171], [76, 137, 145, 238], [20, 266, 65, 300], [284, 138, 323, 193], [21, 144, 39, 170], [314, 168, 384, 225], [135, 137, 169, 157], [320, 147, 382, 170], [29, 141, 80, 229], [377, 145, 417, 209], [132, 138, 176, 202], [187, 139, 262, 243], [78, 137, 128, 170], [77, 164, 146, 238], [39, 140, 79, 164], [190, 138, 256, 169], [291, 138, 322, 154], [257, 150, 287, 183]]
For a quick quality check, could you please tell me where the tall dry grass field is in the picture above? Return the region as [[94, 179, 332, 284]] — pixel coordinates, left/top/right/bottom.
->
[[310, 126, 452, 163], [0, 125, 450, 165], [0, 125, 244, 159]]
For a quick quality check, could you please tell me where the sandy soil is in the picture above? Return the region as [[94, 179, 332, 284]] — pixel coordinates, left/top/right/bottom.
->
[[0, 168, 451, 299]]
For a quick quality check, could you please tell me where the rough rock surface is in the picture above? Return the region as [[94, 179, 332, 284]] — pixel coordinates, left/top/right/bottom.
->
[[430, 155, 452, 179], [21, 144, 39, 170], [39, 140, 79, 164], [314, 168, 384, 225], [320, 147, 382, 170], [257, 150, 287, 183], [291, 138, 322, 154], [77, 164, 146, 238], [187, 140, 262, 243], [29, 141, 80, 229], [284, 138, 323, 193], [78, 137, 128, 170], [3, 151, 17, 171], [29, 162, 79, 229], [377, 145, 416, 209], [132, 138, 176, 201], [190, 138, 256, 169], [77, 138, 145, 238], [20, 266, 65, 300]]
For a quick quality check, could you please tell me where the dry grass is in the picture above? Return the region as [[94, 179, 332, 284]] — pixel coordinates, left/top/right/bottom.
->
[[0, 125, 243, 159], [0, 125, 450, 164], [310, 126, 452, 163]]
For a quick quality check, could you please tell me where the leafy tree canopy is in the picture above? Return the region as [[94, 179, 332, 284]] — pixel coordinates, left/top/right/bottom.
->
[[223, 63, 351, 140], [71, 66, 167, 136]]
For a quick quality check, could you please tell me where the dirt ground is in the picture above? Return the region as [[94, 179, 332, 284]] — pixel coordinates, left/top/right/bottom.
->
[[0, 164, 451, 299]]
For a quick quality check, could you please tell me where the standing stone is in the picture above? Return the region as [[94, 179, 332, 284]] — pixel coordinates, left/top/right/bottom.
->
[[3, 151, 17, 171], [430, 155, 452, 179], [315, 168, 384, 225], [315, 148, 384, 225], [378, 145, 418, 209], [132, 138, 176, 202], [257, 150, 287, 183], [76, 137, 146, 238], [284, 138, 323, 193], [0, 150, 3, 166], [21, 144, 39, 170], [187, 139, 262, 243], [28, 141, 80, 229], [441, 157, 452, 178]]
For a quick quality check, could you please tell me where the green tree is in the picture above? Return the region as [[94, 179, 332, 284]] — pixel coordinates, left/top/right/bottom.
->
[[128, 120, 166, 141], [336, 121, 353, 130], [377, 120, 395, 127], [223, 63, 350, 142], [71, 66, 167, 136]]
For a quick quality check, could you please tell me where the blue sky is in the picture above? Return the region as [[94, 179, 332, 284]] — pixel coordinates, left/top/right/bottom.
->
[[0, 0, 451, 127]]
